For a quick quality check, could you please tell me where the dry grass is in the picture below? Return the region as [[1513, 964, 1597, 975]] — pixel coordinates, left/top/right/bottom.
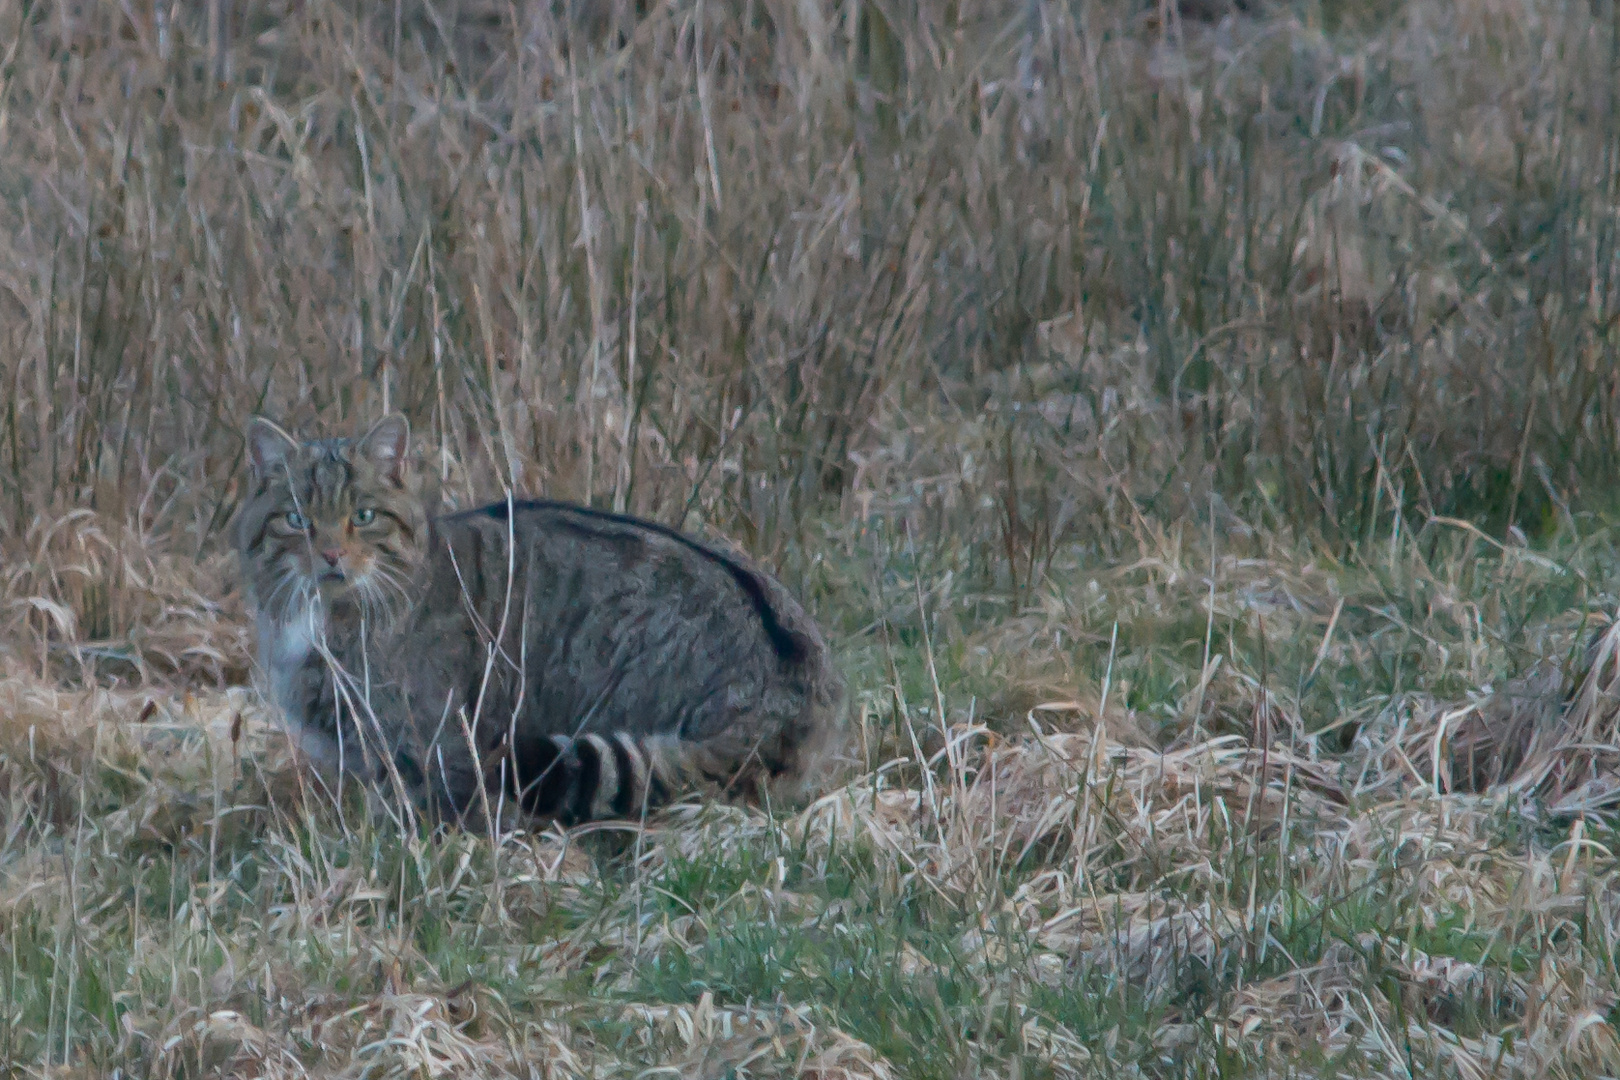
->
[[3, 0, 1620, 1075]]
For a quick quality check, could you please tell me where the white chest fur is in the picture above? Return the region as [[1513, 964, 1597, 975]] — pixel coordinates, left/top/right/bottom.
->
[[259, 608, 317, 698], [257, 605, 333, 757], [256, 604, 375, 774]]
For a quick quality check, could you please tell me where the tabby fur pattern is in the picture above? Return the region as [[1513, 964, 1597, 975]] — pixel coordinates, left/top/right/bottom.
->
[[235, 414, 842, 827]]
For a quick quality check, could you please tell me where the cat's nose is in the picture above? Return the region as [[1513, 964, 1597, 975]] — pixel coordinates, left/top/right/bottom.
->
[[320, 548, 343, 567]]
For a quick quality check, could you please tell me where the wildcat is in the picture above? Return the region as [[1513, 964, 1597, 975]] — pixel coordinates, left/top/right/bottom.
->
[[235, 414, 842, 827]]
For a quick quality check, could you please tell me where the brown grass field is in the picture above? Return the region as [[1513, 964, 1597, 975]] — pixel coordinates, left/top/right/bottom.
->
[[3, 0, 1620, 1075]]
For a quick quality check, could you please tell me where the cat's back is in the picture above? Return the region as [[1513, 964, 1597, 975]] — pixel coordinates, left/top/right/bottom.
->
[[426, 499, 827, 669], [405, 498, 842, 820], [441, 498, 721, 576]]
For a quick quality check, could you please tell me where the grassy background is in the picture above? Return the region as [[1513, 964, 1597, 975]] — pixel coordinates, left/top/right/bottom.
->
[[3, 0, 1620, 1075]]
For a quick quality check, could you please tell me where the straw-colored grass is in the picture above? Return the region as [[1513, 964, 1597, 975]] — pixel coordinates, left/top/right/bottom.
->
[[3, 0, 1620, 1075]]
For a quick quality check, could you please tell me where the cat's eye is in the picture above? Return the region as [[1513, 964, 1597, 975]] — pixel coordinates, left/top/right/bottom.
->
[[351, 508, 376, 526], [284, 511, 310, 531]]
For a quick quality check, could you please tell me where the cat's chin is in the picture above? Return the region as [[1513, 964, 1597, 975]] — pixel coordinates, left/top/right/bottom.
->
[[315, 576, 357, 601], [311, 578, 403, 626]]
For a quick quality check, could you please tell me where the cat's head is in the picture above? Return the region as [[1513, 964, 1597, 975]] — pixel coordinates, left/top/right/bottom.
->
[[236, 414, 428, 622]]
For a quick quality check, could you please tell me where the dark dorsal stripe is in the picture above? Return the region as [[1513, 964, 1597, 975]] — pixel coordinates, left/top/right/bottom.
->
[[454, 499, 811, 664]]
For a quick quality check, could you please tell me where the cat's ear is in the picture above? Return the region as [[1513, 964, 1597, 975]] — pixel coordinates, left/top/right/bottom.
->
[[359, 414, 411, 483], [246, 417, 298, 480]]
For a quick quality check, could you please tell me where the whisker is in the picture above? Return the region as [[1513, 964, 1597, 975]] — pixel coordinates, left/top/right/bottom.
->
[[365, 564, 416, 619], [263, 572, 305, 621]]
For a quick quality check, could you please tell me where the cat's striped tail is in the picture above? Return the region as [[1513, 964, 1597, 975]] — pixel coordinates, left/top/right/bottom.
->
[[495, 729, 755, 824]]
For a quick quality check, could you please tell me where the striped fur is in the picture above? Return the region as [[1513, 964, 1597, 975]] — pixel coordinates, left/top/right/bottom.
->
[[236, 414, 843, 828], [495, 729, 779, 826]]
